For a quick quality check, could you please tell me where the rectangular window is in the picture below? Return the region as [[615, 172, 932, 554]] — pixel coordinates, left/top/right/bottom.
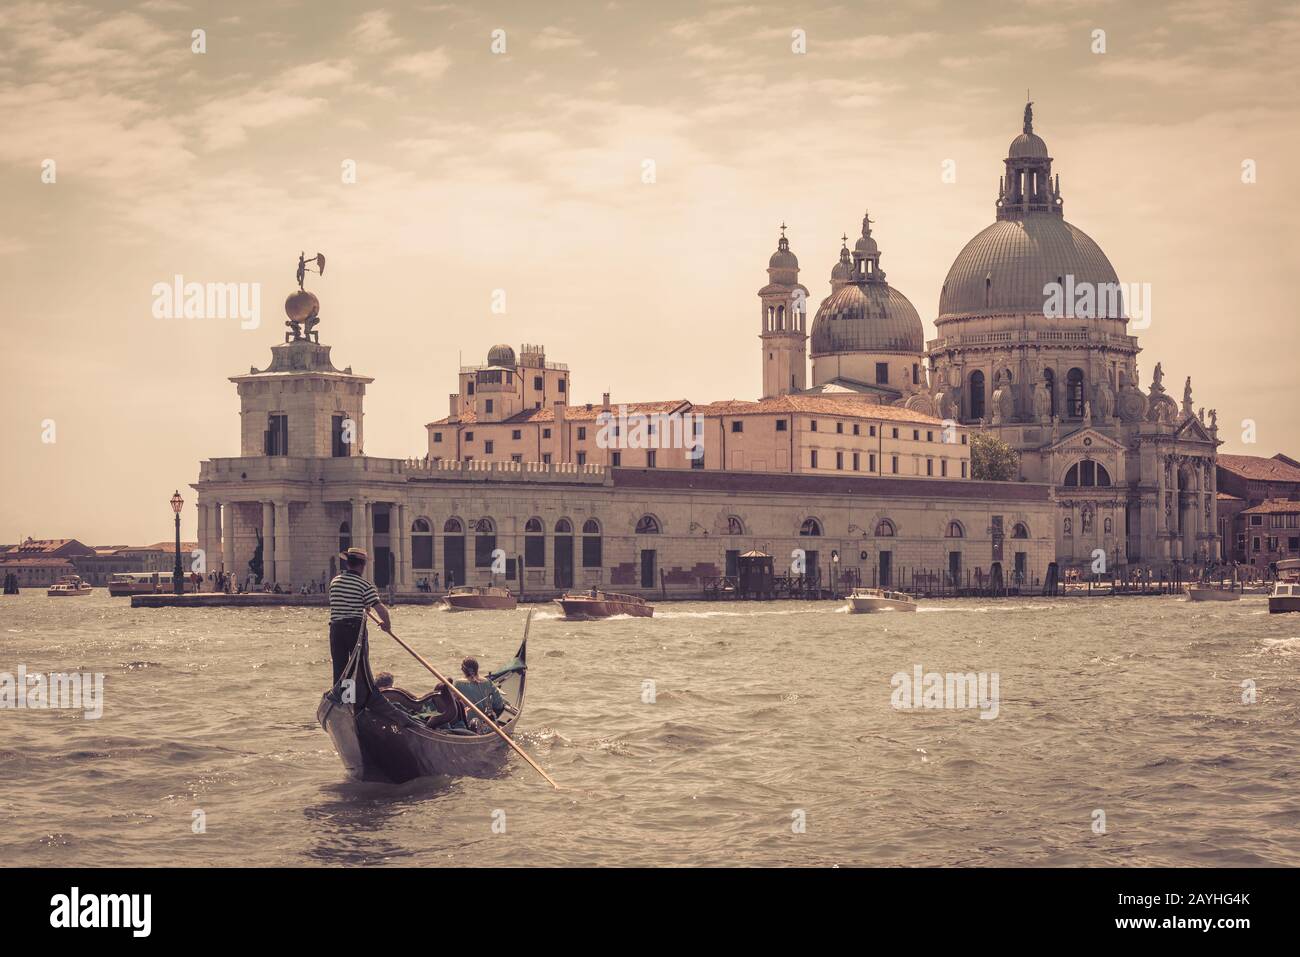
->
[[475, 533, 497, 568], [484, 440, 494, 454], [852, 452, 860, 471], [891, 455, 899, 474], [875, 362, 889, 384], [853, 424, 860, 436], [373, 512, 390, 534], [558, 379, 566, 393], [582, 535, 602, 568], [612, 452, 621, 466], [731, 421, 743, 433], [961, 461, 968, 478], [913, 429, 920, 441], [836, 451, 843, 470], [525, 535, 545, 568], [542, 453, 552, 464], [926, 458, 934, 476], [870, 425, 877, 437], [542, 428, 551, 439], [836, 422, 844, 434], [647, 450, 657, 468], [869, 453, 877, 472], [467, 381, 475, 395], [892, 428, 899, 439], [927, 430, 934, 442], [264, 413, 288, 456], [331, 414, 349, 457], [810, 420, 818, 432], [577, 427, 587, 440], [811, 450, 819, 468], [776, 419, 788, 431], [533, 376, 543, 390], [485, 399, 494, 414], [1290, 537, 1300, 552], [511, 454, 522, 463], [465, 431, 474, 442], [1250, 516, 1263, 526], [512, 429, 522, 440], [691, 452, 704, 470], [433, 431, 443, 443], [577, 451, 587, 465]]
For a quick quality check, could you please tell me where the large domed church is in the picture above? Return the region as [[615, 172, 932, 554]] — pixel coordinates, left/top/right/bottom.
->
[[760, 103, 1221, 569]]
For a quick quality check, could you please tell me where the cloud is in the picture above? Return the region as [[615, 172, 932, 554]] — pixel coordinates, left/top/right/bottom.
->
[[352, 10, 399, 53], [387, 49, 452, 80], [532, 26, 587, 52]]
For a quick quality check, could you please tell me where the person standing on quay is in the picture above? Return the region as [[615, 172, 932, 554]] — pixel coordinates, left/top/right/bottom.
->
[[328, 547, 392, 684]]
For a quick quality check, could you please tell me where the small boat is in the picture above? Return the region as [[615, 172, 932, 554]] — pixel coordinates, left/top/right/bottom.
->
[[46, 576, 92, 597], [1268, 559, 1300, 614], [442, 584, 517, 611], [1186, 584, 1240, 602], [847, 587, 917, 613], [556, 590, 654, 619], [317, 630, 528, 783]]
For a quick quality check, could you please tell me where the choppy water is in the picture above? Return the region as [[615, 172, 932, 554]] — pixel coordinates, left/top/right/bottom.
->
[[1, 592, 1297, 866]]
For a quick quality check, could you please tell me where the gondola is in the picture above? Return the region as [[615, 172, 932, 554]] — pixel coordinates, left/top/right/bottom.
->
[[316, 628, 528, 783]]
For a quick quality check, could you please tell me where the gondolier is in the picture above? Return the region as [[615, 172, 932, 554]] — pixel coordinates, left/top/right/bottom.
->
[[328, 548, 392, 684]]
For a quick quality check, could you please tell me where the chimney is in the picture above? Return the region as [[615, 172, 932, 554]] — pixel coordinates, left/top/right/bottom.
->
[[552, 400, 566, 463], [602, 391, 611, 409], [449, 393, 458, 416]]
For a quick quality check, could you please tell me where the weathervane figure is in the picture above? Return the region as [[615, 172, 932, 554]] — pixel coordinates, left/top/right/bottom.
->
[[286, 251, 327, 342]]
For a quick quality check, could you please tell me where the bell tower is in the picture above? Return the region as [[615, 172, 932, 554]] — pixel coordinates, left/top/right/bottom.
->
[[759, 225, 809, 398]]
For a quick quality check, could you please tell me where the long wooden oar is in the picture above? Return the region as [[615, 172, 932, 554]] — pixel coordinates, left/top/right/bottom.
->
[[367, 609, 559, 790]]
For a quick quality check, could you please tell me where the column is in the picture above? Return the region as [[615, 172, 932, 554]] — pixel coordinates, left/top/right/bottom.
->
[[274, 500, 291, 586], [397, 503, 409, 588], [351, 499, 365, 556], [197, 504, 210, 578], [363, 501, 374, 565], [222, 503, 235, 576], [260, 502, 274, 583]]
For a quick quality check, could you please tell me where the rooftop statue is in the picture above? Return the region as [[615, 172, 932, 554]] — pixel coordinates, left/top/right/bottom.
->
[[286, 251, 326, 343]]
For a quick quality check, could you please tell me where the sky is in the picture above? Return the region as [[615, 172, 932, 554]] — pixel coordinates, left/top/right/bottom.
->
[[2, 0, 1298, 545]]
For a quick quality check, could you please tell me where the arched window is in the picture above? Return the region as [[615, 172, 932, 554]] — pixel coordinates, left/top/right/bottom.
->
[[338, 521, 351, 553], [582, 518, 602, 568], [443, 517, 463, 534], [1012, 522, 1030, 539], [969, 370, 986, 421], [474, 517, 496, 569], [800, 518, 822, 536], [412, 518, 433, 569], [945, 521, 964, 538], [635, 515, 661, 534], [1066, 368, 1085, 417], [1064, 460, 1112, 488], [524, 517, 544, 569], [776, 305, 785, 330], [1042, 368, 1056, 418], [727, 516, 744, 536], [555, 518, 573, 534], [875, 519, 896, 537], [1104, 517, 1113, 534]]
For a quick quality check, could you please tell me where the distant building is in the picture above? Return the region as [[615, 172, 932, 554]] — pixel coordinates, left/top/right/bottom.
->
[[0, 539, 95, 586], [1238, 500, 1300, 567], [1216, 454, 1300, 563]]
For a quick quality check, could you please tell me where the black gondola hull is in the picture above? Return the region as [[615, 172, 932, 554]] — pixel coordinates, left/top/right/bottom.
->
[[317, 631, 526, 784]]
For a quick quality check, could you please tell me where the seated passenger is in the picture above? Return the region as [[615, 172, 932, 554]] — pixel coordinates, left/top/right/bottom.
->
[[452, 657, 504, 731], [375, 672, 395, 690]]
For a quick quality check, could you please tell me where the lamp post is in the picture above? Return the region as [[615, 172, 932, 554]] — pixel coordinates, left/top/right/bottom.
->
[[170, 490, 185, 596]]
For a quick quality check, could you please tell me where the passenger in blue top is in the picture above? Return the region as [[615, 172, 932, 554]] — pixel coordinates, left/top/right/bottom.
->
[[453, 657, 504, 731]]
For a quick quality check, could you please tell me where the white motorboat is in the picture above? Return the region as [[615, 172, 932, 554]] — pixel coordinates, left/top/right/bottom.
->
[[847, 588, 917, 613]]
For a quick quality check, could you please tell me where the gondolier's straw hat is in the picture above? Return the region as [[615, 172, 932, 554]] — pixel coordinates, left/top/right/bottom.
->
[[339, 547, 368, 563]]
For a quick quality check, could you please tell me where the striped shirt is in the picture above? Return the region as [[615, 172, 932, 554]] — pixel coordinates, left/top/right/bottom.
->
[[328, 570, 379, 622]]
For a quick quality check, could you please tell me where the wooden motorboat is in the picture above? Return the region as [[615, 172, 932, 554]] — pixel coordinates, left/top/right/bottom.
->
[[847, 587, 917, 613], [1268, 559, 1300, 614], [317, 630, 528, 783], [46, 576, 92, 597], [442, 584, 517, 611], [555, 590, 653, 619], [1186, 584, 1241, 602]]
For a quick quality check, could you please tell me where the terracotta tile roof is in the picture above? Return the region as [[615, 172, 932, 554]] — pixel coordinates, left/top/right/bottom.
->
[[0, 558, 76, 568], [1217, 454, 1300, 483], [693, 394, 945, 425], [1241, 498, 1300, 515], [119, 542, 200, 553], [429, 396, 945, 428], [1216, 492, 1244, 501]]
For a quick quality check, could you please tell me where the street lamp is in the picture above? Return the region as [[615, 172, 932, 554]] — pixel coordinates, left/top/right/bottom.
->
[[170, 490, 185, 596]]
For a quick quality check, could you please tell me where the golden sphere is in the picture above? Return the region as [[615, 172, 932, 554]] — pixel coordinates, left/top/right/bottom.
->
[[285, 290, 320, 322]]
